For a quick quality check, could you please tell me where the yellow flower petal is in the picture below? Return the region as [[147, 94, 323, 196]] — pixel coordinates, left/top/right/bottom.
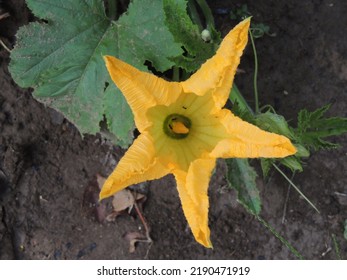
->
[[210, 110, 297, 158], [99, 133, 170, 200], [104, 56, 182, 132], [181, 18, 250, 109], [174, 158, 216, 248]]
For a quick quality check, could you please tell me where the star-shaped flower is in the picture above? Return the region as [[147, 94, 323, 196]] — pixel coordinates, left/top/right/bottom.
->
[[100, 18, 296, 248]]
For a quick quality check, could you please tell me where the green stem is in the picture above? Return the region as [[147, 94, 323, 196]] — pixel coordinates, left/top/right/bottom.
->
[[273, 163, 320, 213], [195, 0, 215, 29], [259, 104, 276, 114], [256, 215, 304, 259], [249, 30, 260, 114], [107, 0, 118, 20], [172, 67, 180, 82]]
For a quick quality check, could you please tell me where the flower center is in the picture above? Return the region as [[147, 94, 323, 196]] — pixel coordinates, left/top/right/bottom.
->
[[163, 114, 191, 139]]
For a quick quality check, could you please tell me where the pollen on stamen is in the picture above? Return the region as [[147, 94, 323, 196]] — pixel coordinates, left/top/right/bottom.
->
[[163, 113, 192, 139], [171, 121, 189, 134]]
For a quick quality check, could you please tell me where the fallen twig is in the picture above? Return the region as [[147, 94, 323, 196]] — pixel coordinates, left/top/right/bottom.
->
[[0, 38, 11, 52], [0, 12, 10, 21]]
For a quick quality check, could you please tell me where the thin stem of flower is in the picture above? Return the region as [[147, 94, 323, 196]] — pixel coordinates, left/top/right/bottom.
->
[[259, 104, 276, 114], [249, 30, 260, 114], [272, 163, 320, 213], [195, 0, 215, 29]]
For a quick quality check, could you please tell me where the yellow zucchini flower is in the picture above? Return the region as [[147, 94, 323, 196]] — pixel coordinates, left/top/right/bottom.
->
[[100, 18, 296, 248]]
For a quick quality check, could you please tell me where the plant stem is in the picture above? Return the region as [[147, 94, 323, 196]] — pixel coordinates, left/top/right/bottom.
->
[[273, 163, 320, 213], [259, 104, 276, 113], [256, 215, 304, 259], [195, 0, 215, 29], [0, 38, 11, 52], [107, 0, 118, 20], [249, 30, 260, 114], [172, 67, 180, 82], [0, 12, 10, 21]]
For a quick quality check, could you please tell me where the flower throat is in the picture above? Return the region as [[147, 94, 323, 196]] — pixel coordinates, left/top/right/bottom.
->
[[163, 114, 191, 139]]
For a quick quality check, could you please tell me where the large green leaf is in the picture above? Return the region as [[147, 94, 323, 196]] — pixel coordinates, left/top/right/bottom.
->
[[10, 0, 183, 147], [226, 158, 261, 215]]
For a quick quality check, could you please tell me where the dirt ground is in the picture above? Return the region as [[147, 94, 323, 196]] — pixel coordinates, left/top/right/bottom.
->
[[1, 0, 346, 260]]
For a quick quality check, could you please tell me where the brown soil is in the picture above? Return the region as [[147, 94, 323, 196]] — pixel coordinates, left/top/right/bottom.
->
[[1, 0, 346, 259]]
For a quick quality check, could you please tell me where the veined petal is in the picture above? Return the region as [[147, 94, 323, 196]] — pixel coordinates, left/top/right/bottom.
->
[[181, 18, 250, 109], [173, 158, 216, 248], [210, 110, 297, 158], [104, 56, 182, 132], [99, 133, 169, 200]]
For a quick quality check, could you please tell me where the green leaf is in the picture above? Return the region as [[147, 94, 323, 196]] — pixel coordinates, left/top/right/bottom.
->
[[163, 0, 218, 72], [226, 158, 261, 215], [260, 158, 273, 178], [229, 84, 255, 122], [103, 83, 134, 148], [116, 0, 183, 72], [279, 156, 303, 172], [229, 4, 251, 20], [251, 23, 270, 38], [251, 23, 276, 38], [344, 220, 347, 240], [255, 111, 295, 139], [294, 144, 310, 158], [296, 104, 347, 150], [9, 0, 183, 147]]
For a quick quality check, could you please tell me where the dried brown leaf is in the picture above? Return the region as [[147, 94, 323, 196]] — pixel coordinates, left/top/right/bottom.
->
[[105, 210, 123, 222], [124, 231, 150, 253], [112, 189, 135, 212], [84, 175, 107, 223], [96, 174, 106, 190]]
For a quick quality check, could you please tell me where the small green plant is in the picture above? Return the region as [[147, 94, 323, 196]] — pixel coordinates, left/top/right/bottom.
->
[[8, 0, 347, 255], [229, 4, 251, 20]]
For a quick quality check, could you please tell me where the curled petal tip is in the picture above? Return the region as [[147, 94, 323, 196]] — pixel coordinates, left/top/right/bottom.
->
[[204, 239, 213, 249], [287, 142, 298, 156]]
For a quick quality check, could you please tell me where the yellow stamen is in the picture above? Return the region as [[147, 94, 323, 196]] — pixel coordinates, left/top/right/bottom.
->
[[171, 121, 189, 134]]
